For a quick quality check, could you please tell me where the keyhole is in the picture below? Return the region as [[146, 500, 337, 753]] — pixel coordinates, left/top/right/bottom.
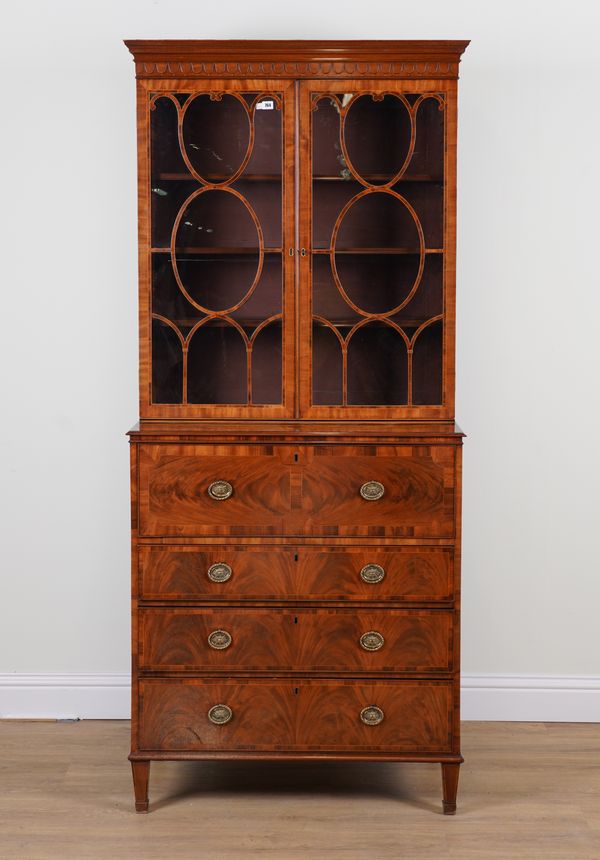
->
[[294, 553, 299, 562], [294, 688, 299, 695], [294, 616, 298, 624], [294, 452, 299, 463]]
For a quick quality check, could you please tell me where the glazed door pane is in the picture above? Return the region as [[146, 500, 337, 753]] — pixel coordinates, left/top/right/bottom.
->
[[303, 83, 449, 416], [147, 85, 292, 414]]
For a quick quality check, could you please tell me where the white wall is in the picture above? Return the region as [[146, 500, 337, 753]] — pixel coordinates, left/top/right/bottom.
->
[[1, 0, 599, 719]]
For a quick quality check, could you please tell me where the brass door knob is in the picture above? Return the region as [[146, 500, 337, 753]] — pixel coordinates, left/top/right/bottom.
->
[[208, 629, 232, 650], [208, 480, 233, 500], [360, 563, 385, 584], [360, 631, 385, 651], [207, 704, 232, 725], [360, 705, 384, 726], [207, 562, 232, 583], [360, 480, 385, 501]]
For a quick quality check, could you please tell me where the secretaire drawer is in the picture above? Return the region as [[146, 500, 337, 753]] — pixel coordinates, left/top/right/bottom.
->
[[138, 607, 453, 673], [298, 446, 455, 538], [138, 445, 293, 537], [137, 443, 456, 538], [139, 546, 453, 602], [138, 678, 454, 753]]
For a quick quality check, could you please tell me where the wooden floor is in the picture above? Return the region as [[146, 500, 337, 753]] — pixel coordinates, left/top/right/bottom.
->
[[1, 721, 599, 859]]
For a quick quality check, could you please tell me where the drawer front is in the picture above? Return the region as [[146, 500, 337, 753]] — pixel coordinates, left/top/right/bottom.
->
[[298, 446, 455, 538], [139, 546, 453, 602], [137, 444, 456, 538], [139, 608, 453, 672], [138, 445, 293, 537], [138, 679, 453, 752]]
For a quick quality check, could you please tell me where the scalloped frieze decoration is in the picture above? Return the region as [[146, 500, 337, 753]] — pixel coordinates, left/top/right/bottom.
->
[[136, 60, 459, 79]]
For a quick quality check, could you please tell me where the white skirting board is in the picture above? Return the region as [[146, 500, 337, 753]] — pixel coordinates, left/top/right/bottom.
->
[[0, 674, 131, 720], [461, 675, 600, 722], [1, 674, 599, 722]]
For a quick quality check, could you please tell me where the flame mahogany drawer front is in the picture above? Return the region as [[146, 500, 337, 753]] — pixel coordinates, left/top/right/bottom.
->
[[138, 679, 454, 753], [139, 607, 454, 673], [137, 444, 456, 538], [139, 546, 453, 602]]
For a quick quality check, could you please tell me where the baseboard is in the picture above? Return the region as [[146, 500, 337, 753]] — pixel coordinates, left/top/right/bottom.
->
[[1, 673, 599, 722], [461, 674, 600, 722], [0, 674, 131, 720]]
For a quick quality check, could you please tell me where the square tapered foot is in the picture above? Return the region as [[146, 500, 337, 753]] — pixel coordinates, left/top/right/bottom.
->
[[131, 761, 150, 814], [441, 762, 460, 815]]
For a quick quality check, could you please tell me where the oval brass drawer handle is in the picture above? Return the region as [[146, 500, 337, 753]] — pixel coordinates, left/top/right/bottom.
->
[[207, 562, 232, 583], [208, 629, 232, 650], [360, 563, 385, 584], [207, 704, 232, 725], [360, 705, 384, 726], [208, 480, 233, 500], [360, 631, 385, 651], [360, 480, 385, 501]]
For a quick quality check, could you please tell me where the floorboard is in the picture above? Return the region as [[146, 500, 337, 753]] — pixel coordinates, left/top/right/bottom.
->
[[0, 721, 598, 859]]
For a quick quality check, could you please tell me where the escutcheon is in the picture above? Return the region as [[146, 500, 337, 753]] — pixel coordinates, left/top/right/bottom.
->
[[208, 480, 233, 500], [207, 562, 233, 583], [207, 704, 233, 725], [360, 705, 384, 726], [360, 480, 385, 500], [360, 563, 386, 584], [208, 629, 232, 650], [359, 631, 385, 651]]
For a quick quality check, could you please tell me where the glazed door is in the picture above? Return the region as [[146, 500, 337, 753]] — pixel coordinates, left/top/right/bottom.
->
[[141, 80, 295, 418], [299, 80, 455, 420]]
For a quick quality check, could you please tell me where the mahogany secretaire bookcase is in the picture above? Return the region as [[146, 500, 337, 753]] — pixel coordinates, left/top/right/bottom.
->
[[125, 39, 469, 814]]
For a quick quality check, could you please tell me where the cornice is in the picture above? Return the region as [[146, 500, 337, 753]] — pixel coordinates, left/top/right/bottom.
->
[[124, 40, 470, 80]]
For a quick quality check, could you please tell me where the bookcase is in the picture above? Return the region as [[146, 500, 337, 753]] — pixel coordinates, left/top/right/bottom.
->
[[125, 39, 469, 814]]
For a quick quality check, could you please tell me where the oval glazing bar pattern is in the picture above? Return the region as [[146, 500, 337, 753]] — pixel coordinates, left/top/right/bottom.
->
[[311, 91, 445, 408], [149, 90, 285, 407]]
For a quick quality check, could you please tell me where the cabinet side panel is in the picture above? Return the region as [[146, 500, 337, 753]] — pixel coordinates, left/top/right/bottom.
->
[[443, 82, 458, 417], [452, 441, 463, 755], [136, 81, 152, 418], [130, 441, 140, 755]]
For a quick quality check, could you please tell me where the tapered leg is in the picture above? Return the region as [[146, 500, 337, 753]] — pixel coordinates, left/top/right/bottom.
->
[[441, 762, 460, 815], [131, 760, 150, 813]]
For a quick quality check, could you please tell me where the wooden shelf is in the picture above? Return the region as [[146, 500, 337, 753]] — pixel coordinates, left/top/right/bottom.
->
[[156, 173, 282, 182], [151, 247, 282, 255], [314, 317, 441, 327], [313, 248, 444, 255], [154, 173, 442, 183], [156, 317, 280, 327], [313, 174, 443, 182], [153, 247, 442, 256]]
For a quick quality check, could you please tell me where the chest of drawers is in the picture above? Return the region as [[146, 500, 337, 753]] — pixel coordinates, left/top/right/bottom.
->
[[125, 38, 468, 813], [129, 425, 463, 812]]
